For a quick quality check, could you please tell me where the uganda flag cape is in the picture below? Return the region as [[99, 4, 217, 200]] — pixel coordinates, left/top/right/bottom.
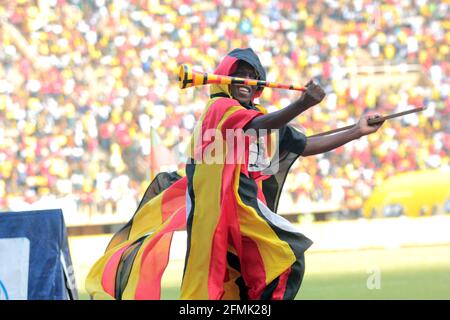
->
[[85, 48, 313, 300]]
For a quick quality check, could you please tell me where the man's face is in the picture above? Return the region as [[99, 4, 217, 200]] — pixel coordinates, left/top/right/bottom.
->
[[229, 63, 258, 105]]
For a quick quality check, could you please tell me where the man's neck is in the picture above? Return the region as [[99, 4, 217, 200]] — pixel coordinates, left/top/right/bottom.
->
[[239, 100, 255, 110]]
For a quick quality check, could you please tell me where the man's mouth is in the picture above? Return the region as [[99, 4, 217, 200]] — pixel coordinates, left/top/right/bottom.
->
[[238, 86, 251, 95]]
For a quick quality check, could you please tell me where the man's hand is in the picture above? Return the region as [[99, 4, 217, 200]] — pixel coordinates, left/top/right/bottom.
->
[[357, 112, 385, 136], [298, 80, 326, 109], [244, 80, 325, 131]]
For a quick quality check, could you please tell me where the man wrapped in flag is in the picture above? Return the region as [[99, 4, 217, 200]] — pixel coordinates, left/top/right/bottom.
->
[[86, 48, 384, 300]]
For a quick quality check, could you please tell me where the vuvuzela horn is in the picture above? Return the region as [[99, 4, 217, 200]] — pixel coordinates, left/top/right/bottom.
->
[[179, 64, 306, 91]]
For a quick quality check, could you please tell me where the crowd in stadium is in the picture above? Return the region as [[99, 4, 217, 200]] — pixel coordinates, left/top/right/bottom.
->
[[0, 0, 448, 221]]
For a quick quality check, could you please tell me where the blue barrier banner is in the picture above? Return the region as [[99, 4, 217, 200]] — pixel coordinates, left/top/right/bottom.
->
[[0, 209, 78, 300]]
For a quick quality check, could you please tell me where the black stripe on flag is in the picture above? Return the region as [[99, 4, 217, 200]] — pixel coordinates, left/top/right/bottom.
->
[[115, 237, 146, 299], [183, 161, 196, 278], [237, 173, 312, 299]]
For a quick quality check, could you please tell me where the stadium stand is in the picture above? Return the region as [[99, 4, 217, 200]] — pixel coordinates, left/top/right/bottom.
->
[[0, 0, 448, 224]]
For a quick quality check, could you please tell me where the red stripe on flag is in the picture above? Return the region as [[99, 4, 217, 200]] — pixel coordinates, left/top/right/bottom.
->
[[240, 236, 267, 300], [135, 207, 186, 299], [161, 177, 187, 221], [220, 107, 263, 137], [193, 98, 238, 159], [271, 267, 292, 300], [101, 244, 131, 297], [207, 208, 229, 299], [257, 183, 268, 206]]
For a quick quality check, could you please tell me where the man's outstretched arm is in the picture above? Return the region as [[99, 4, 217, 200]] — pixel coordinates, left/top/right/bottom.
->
[[302, 113, 385, 156]]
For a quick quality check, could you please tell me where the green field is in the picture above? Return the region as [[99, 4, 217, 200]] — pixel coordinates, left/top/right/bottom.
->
[[78, 244, 450, 300], [298, 245, 450, 299]]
